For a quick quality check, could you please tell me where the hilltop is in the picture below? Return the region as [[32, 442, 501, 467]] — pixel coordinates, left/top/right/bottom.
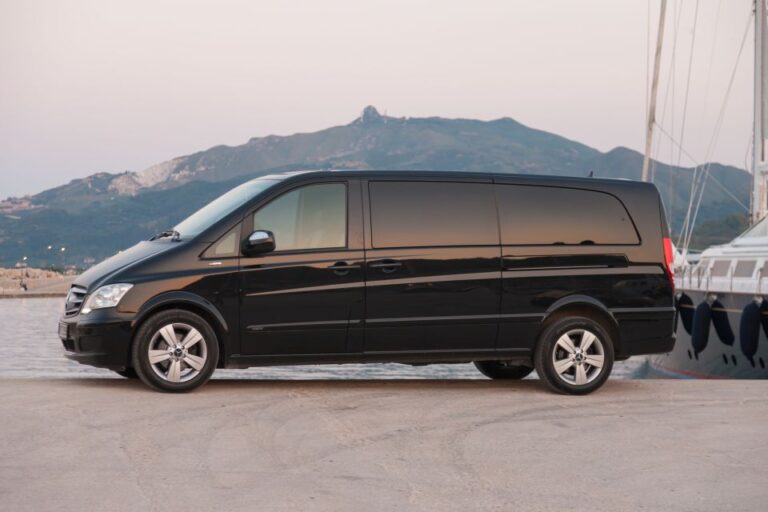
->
[[0, 106, 749, 266]]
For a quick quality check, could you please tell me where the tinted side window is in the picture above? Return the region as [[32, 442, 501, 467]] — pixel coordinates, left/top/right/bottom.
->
[[253, 183, 346, 251], [496, 184, 639, 245], [369, 181, 498, 248]]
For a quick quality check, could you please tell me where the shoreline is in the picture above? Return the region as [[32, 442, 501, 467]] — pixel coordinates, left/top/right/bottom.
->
[[0, 292, 66, 298], [0, 268, 75, 297]]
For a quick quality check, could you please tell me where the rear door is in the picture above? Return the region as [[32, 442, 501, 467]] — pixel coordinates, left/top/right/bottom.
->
[[495, 182, 640, 351], [362, 179, 502, 353]]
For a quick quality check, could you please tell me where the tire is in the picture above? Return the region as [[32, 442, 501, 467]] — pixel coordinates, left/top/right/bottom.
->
[[474, 361, 534, 380], [131, 309, 219, 393], [114, 368, 138, 379], [534, 315, 614, 395]]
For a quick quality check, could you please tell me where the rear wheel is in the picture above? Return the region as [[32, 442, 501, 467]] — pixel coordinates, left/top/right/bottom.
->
[[474, 361, 534, 380], [132, 309, 218, 393], [535, 315, 614, 395]]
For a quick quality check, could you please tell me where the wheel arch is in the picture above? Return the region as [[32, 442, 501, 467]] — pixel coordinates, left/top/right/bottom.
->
[[540, 295, 622, 355], [130, 291, 230, 368]]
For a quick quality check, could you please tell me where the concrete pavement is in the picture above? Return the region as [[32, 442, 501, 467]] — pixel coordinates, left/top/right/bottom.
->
[[0, 378, 766, 511]]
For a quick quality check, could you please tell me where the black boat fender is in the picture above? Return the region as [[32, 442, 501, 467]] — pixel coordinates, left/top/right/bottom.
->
[[740, 299, 765, 367], [691, 301, 711, 358], [710, 299, 735, 346], [760, 299, 768, 339], [676, 293, 694, 335]]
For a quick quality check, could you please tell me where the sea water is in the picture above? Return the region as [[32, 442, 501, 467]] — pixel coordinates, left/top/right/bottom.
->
[[0, 298, 644, 379]]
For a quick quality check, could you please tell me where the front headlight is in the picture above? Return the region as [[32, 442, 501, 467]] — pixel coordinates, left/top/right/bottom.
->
[[81, 284, 133, 314]]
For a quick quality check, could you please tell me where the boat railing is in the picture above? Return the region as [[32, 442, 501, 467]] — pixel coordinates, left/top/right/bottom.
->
[[683, 265, 699, 290], [731, 264, 734, 292], [677, 261, 766, 294], [685, 264, 708, 290]]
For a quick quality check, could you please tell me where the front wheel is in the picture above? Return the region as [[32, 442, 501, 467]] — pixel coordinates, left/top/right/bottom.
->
[[132, 309, 219, 393], [535, 315, 614, 395], [474, 361, 534, 380]]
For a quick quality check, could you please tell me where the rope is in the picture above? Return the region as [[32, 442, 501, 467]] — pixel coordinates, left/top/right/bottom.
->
[[668, 0, 701, 229], [677, 8, 754, 251], [655, 121, 749, 212], [703, 0, 724, 111], [682, 8, 754, 252], [675, 0, 700, 174]]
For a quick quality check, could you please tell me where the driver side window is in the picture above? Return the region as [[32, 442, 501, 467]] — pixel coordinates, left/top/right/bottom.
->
[[253, 183, 347, 252]]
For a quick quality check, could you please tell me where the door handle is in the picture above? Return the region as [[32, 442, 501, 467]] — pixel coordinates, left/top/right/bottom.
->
[[328, 262, 359, 276], [369, 260, 403, 274]]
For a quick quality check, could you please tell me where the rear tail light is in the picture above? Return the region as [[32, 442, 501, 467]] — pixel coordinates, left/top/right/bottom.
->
[[663, 237, 675, 289]]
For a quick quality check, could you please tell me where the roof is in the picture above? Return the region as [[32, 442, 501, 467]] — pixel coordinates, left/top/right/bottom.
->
[[253, 168, 656, 192]]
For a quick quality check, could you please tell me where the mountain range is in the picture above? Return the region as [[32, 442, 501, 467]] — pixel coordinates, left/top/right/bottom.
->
[[0, 106, 750, 267]]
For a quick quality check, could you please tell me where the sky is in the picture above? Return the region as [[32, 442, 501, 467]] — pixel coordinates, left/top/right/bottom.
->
[[0, 0, 756, 198]]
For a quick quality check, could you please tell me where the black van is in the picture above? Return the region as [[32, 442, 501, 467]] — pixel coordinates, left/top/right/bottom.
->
[[58, 171, 675, 394]]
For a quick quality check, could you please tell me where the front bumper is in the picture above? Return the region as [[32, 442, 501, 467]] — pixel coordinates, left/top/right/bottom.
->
[[58, 309, 134, 370]]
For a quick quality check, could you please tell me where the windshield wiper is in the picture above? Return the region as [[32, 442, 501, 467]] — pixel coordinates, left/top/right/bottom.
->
[[150, 229, 181, 241]]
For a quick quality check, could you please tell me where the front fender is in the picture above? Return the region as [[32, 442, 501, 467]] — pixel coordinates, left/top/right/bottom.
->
[[132, 290, 230, 335]]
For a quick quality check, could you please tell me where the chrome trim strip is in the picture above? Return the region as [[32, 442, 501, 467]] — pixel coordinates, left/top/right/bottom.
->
[[609, 307, 675, 314], [245, 307, 673, 330], [367, 271, 500, 287], [503, 264, 611, 271], [247, 313, 546, 330], [500, 313, 547, 319], [366, 313, 544, 324], [246, 272, 500, 297], [502, 266, 663, 278], [245, 267, 663, 297], [247, 282, 364, 297], [247, 319, 360, 331]]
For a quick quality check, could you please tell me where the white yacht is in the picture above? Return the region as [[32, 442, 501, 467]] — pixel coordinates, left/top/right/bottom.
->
[[645, 0, 768, 378], [648, 221, 768, 377]]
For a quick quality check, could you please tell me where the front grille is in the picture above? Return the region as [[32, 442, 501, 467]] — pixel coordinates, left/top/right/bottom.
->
[[64, 286, 87, 316]]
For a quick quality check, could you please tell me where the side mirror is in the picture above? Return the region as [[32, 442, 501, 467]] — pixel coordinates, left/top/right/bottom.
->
[[243, 230, 275, 255]]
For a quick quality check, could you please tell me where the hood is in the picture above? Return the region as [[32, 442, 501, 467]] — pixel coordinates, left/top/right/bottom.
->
[[74, 240, 176, 290]]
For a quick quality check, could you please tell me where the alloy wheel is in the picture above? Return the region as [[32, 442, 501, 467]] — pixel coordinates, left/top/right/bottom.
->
[[551, 328, 605, 386], [147, 322, 208, 383]]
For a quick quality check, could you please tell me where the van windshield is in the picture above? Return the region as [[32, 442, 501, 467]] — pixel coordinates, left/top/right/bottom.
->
[[174, 179, 278, 238]]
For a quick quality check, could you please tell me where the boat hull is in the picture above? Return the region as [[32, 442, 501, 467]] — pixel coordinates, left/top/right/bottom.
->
[[646, 289, 768, 378]]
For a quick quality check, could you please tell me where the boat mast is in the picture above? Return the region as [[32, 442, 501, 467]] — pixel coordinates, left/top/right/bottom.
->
[[752, 0, 768, 223], [642, 0, 668, 182]]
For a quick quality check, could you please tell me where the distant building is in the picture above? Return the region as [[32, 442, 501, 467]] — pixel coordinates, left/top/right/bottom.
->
[[0, 196, 39, 214]]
